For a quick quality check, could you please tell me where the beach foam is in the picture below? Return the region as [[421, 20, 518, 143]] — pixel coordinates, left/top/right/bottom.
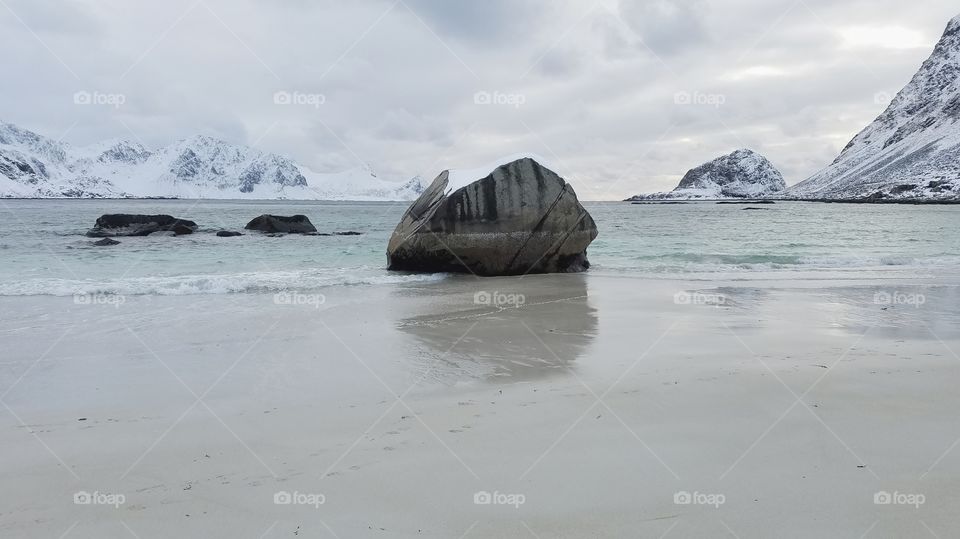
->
[[0, 269, 448, 297]]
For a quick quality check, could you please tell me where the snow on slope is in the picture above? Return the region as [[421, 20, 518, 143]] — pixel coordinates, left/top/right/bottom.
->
[[788, 14, 960, 200], [627, 149, 786, 200], [0, 122, 427, 200]]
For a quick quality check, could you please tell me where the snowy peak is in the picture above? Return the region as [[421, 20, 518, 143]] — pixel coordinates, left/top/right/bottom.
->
[[790, 13, 960, 200], [627, 149, 786, 200], [948, 14, 960, 35], [675, 149, 786, 196], [0, 121, 423, 200], [80, 139, 153, 165], [156, 134, 307, 192], [0, 121, 70, 165]]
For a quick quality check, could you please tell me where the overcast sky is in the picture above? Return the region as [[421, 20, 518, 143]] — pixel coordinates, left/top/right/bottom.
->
[[1, 0, 957, 200]]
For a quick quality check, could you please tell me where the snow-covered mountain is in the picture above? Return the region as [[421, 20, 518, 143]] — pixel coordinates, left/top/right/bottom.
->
[[0, 121, 427, 200], [788, 15, 960, 201], [627, 149, 786, 200]]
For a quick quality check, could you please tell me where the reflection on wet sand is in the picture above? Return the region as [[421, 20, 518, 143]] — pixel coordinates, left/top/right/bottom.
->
[[395, 274, 598, 383]]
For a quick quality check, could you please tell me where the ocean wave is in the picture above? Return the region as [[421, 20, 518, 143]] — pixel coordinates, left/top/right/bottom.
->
[[0, 269, 448, 297], [635, 253, 803, 267], [616, 253, 960, 272]]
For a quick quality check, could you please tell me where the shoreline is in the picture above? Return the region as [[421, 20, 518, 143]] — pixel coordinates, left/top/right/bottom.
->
[[628, 198, 960, 205], [3, 274, 959, 537], [5, 196, 960, 204]]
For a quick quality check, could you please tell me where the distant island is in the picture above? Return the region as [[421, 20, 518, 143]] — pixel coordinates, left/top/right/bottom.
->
[[626, 149, 786, 201]]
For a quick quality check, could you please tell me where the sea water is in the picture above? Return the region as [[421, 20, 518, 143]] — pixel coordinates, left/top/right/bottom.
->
[[0, 199, 957, 296]]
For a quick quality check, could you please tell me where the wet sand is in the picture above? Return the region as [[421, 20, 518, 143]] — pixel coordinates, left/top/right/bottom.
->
[[1, 274, 960, 538]]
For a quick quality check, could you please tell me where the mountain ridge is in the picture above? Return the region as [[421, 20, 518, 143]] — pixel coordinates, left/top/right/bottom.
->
[[0, 121, 427, 200], [787, 14, 960, 200]]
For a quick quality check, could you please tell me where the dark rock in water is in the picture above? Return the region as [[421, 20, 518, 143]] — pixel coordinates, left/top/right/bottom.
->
[[742, 207, 772, 210], [244, 214, 317, 234], [303, 232, 332, 236], [716, 200, 775, 205], [631, 201, 688, 205], [92, 238, 120, 246], [334, 231, 364, 236], [386, 157, 598, 276], [86, 214, 198, 237], [216, 231, 243, 237]]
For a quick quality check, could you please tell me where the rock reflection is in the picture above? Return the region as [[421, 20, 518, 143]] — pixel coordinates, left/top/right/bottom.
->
[[395, 274, 598, 383]]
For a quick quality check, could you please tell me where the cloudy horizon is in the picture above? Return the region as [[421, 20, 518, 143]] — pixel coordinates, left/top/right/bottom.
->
[[2, 0, 957, 200]]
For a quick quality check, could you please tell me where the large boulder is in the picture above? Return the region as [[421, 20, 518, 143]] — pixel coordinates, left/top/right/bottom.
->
[[386, 158, 598, 276], [244, 214, 317, 234], [86, 214, 198, 237]]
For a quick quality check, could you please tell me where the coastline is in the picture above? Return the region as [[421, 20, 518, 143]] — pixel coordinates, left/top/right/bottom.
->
[[627, 198, 960, 205], [3, 273, 959, 537], [4, 195, 960, 204]]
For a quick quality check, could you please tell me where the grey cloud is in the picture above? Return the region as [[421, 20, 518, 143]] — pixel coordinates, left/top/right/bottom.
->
[[1, 0, 958, 199], [616, 0, 710, 57], [401, 0, 540, 41]]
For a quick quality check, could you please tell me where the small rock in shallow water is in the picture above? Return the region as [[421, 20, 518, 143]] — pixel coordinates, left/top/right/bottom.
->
[[173, 223, 194, 235], [216, 231, 243, 237], [92, 238, 120, 246], [86, 214, 198, 237]]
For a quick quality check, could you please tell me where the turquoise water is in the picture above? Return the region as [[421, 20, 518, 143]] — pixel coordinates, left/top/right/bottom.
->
[[0, 199, 957, 295]]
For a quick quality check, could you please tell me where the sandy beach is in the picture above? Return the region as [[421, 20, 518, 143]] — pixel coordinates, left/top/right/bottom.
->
[[2, 273, 959, 538]]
